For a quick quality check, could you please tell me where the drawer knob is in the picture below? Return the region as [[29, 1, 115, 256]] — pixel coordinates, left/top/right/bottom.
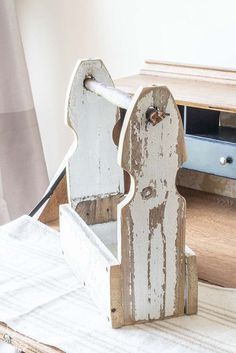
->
[[219, 156, 233, 166]]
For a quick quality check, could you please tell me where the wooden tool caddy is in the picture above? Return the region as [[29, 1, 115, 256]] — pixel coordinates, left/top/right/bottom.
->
[[56, 59, 198, 328], [1, 58, 236, 352], [40, 59, 236, 327]]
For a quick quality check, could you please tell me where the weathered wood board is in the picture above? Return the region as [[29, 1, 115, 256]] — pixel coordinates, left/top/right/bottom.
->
[[177, 168, 236, 198], [117, 86, 187, 323], [39, 174, 68, 226], [185, 246, 198, 315], [60, 204, 124, 328], [65, 59, 124, 208]]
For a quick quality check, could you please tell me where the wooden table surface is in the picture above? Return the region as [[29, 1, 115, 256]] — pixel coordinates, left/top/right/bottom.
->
[[116, 74, 236, 113]]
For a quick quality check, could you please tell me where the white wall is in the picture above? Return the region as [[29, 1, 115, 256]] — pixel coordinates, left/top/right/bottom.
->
[[16, 0, 236, 179]]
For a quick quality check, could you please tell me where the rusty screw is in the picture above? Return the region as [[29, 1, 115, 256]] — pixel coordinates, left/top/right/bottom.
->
[[146, 107, 169, 126]]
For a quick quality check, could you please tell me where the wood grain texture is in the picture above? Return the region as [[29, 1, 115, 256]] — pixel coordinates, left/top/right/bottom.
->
[[75, 193, 124, 225], [46, 219, 60, 231], [117, 86, 187, 323], [115, 61, 236, 113], [177, 168, 236, 198], [220, 111, 236, 127], [181, 187, 236, 288], [185, 246, 198, 315], [39, 175, 68, 225], [0, 322, 63, 353], [66, 59, 124, 209]]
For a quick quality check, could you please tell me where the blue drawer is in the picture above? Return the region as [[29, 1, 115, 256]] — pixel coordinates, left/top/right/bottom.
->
[[183, 135, 236, 179]]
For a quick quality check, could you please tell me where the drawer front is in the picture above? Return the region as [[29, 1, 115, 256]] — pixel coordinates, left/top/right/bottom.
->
[[183, 136, 236, 179]]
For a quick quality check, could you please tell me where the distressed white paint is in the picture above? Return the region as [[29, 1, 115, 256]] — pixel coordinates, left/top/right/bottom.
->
[[164, 97, 185, 317], [65, 59, 124, 208], [81, 219, 197, 317], [60, 204, 121, 326], [118, 86, 186, 321], [61, 60, 197, 326]]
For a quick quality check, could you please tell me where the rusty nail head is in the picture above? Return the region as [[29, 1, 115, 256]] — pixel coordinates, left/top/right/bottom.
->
[[146, 107, 166, 126]]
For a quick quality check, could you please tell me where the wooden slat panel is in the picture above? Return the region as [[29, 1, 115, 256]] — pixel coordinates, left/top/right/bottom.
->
[[75, 193, 124, 225], [60, 204, 124, 328], [66, 59, 124, 208], [118, 86, 187, 323], [185, 246, 198, 315], [177, 169, 236, 198]]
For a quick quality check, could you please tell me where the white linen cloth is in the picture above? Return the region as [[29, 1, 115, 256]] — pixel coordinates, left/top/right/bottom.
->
[[0, 216, 236, 353]]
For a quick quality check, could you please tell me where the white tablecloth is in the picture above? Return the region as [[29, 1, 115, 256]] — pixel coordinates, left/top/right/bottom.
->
[[0, 216, 236, 353]]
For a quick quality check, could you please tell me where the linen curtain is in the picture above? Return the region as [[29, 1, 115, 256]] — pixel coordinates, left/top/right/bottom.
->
[[0, 0, 48, 225]]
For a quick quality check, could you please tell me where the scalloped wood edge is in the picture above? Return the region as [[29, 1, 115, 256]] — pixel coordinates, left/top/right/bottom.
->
[[61, 60, 198, 327]]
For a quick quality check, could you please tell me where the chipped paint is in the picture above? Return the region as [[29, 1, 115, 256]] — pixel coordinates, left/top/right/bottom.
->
[[63, 60, 197, 328], [66, 59, 124, 208], [118, 86, 185, 321]]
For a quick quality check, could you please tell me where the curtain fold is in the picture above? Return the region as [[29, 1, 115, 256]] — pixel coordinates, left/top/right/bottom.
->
[[0, 0, 48, 224]]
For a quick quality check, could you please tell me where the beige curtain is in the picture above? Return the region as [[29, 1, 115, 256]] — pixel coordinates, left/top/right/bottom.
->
[[0, 0, 48, 225]]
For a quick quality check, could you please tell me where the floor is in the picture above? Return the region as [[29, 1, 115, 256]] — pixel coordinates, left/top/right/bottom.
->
[[180, 187, 236, 288]]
